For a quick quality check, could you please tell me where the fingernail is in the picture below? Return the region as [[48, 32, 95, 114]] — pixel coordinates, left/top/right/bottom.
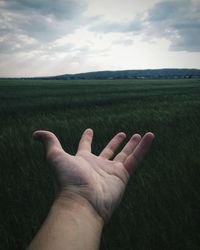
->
[[118, 132, 126, 138], [86, 128, 93, 135], [131, 134, 141, 140]]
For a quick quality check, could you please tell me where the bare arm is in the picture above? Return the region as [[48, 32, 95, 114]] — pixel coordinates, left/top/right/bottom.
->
[[28, 129, 154, 250], [28, 194, 103, 250]]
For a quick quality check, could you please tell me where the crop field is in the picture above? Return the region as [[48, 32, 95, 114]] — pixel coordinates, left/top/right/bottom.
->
[[0, 78, 200, 250]]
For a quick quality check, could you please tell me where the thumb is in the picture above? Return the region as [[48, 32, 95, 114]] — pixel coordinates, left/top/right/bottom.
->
[[33, 130, 63, 154]]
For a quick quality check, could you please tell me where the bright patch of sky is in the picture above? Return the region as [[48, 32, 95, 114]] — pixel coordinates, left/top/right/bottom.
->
[[0, 0, 199, 77]]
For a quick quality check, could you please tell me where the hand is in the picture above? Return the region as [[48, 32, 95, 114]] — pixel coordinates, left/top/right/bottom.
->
[[33, 128, 154, 221]]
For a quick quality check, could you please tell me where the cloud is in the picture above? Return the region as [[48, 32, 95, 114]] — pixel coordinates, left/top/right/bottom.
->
[[147, 1, 181, 21], [0, 0, 87, 55], [89, 17, 144, 34], [0, 33, 40, 54], [1, 0, 199, 56], [88, 0, 200, 52], [0, 0, 97, 79], [145, 0, 200, 52], [1, 0, 86, 20]]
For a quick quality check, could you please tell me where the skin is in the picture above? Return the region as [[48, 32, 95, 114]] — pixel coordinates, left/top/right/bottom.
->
[[28, 128, 154, 250]]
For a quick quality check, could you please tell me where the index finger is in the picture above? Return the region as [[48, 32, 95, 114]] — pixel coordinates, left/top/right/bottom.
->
[[77, 128, 93, 153]]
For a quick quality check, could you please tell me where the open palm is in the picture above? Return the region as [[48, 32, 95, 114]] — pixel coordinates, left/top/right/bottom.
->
[[33, 128, 154, 221]]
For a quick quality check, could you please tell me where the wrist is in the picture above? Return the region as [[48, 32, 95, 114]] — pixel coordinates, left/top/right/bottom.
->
[[53, 190, 104, 229]]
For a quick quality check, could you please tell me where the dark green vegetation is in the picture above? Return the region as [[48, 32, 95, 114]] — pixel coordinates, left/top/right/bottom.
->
[[0, 78, 200, 250]]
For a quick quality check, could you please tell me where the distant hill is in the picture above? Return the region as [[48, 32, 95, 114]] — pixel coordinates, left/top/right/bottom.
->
[[44, 69, 200, 80], [2, 68, 200, 80]]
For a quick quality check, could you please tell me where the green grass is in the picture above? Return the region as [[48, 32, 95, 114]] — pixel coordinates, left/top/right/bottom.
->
[[0, 78, 200, 250]]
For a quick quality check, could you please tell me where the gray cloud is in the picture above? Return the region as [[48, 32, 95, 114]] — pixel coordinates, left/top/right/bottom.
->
[[88, 0, 200, 52], [0, 34, 39, 54], [2, 0, 86, 20], [89, 17, 144, 34], [145, 0, 200, 52], [147, 1, 182, 21], [0, 0, 87, 55]]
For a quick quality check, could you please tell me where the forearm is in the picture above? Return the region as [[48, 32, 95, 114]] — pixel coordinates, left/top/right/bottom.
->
[[28, 193, 104, 250]]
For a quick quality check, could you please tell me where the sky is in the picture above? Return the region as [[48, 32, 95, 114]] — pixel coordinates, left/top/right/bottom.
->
[[0, 0, 199, 77]]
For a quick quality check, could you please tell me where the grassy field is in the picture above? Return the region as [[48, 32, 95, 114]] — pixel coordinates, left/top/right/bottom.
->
[[0, 78, 200, 250]]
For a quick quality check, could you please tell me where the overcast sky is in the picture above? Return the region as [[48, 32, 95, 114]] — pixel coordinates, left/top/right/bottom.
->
[[0, 0, 199, 77]]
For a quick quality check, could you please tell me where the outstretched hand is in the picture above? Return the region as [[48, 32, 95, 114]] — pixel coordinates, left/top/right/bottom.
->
[[33, 129, 154, 221]]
